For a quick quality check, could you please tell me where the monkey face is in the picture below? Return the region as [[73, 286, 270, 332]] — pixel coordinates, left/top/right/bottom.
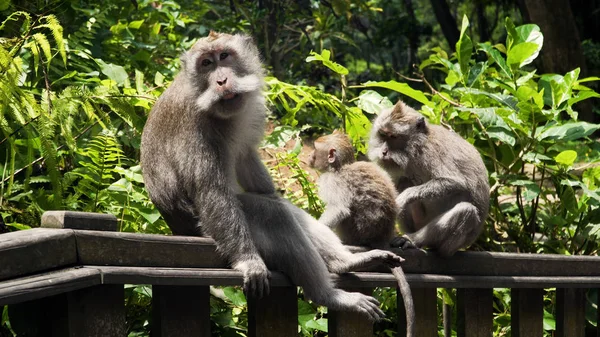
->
[[182, 33, 266, 118], [309, 143, 331, 172]]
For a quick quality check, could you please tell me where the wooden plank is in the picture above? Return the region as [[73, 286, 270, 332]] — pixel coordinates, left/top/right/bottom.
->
[[63, 285, 125, 337], [42, 211, 117, 231], [556, 288, 586, 337], [0, 268, 101, 306], [74, 230, 227, 268], [91, 266, 600, 288], [248, 286, 298, 337], [328, 288, 373, 337], [153, 285, 210, 337], [457, 288, 492, 337], [511, 288, 543, 337], [0, 228, 77, 281], [411, 287, 438, 337], [443, 294, 452, 337]]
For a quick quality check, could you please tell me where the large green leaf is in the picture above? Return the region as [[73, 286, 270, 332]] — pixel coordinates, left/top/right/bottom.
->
[[455, 15, 473, 80], [507, 42, 539, 68], [306, 50, 348, 75], [537, 122, 600, 141], [479, 43, 512, 79], [554, 150, 578, 167], [356, 90, 393, 115], [359, 81, 432, 107], [98, 60, 129, 86]]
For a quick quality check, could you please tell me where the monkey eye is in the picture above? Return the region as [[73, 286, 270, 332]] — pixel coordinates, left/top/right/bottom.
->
[[201, 59, 212, 67], [219, 52, 229, 60]]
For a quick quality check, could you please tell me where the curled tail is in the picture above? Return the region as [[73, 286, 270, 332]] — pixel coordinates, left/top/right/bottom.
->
[[392, 266, 414, 337]]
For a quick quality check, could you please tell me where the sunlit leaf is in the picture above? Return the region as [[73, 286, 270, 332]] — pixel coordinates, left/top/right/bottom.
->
[[359, 81, 432, 107], [554, 150, 578, 167]]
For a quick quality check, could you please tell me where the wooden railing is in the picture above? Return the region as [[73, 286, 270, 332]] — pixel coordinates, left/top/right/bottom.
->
[[1, 211, 599, 337]]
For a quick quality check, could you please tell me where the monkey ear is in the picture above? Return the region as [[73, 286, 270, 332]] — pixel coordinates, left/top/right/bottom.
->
[[328, 148, 337, 163]]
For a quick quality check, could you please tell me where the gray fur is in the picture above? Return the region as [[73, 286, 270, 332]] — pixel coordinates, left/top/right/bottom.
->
[[309, 132, 415, 337], [368, 101, 490, 257], [141, 32, 402, 320]]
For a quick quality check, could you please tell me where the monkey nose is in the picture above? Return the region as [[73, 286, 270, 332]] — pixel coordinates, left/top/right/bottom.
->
[[217, 78, 228, 86]]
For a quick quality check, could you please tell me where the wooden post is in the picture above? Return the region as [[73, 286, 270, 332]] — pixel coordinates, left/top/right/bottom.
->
[[153, 285, 211, 337], [28, 211, 126, 336], [556, 288, 586, 337], [248, 286, 298, 337], [457, 288, 493, 337], [511, 288, 543, 337]]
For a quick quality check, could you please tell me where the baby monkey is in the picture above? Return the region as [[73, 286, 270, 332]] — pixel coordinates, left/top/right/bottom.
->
[[308, 131, 415, 337]]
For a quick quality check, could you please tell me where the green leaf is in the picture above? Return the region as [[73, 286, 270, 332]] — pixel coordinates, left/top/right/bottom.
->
[[356, 90, 393, 115], [543, 310, 556, 330], [467, 62, 486, 86], [455, 15, 472, 80], [555, 150, 578, 167], [508, 179, 541, 201], [306, 50, 348, 75], [507, 42, 539, 68], [128, 19, 145, 29], [98, 60, 128, 86], [537, 122, 600, 141], [568, 90, 600, 107], [479, 47, 508, 77], [487, 127, 516, 146], [359, 81, 432, 107], [505, 18, 518, 50], [223, 287, 246, 306]]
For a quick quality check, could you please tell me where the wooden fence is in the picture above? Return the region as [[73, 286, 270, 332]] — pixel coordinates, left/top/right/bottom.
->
[[1, 211, 599, 336]]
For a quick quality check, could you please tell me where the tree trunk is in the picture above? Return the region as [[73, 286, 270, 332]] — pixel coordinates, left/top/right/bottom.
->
[[475, 0, 490, 42], [403, 0, 420, 69], [429, 0, 460, 50]]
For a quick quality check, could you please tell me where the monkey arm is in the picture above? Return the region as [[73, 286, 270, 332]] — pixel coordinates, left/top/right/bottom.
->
[[396, 177, 469, 206], [236, 150, 276, 194], [318, 205, 351, 228]]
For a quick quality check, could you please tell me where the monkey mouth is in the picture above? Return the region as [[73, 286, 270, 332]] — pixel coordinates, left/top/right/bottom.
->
[[221, 92, 239, 101]]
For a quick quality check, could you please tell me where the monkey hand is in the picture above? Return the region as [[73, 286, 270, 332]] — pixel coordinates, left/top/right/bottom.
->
[[233, 257, 271, 298], [369, 249, 404, 268], [347, 292, 386, 322], [390, 235, 418, 250]]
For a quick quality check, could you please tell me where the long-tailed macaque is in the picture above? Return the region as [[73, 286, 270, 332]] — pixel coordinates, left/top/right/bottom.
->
[[309, 131, 415, 337], [368, 101, 490, 257], [140, 31, 403, 321]]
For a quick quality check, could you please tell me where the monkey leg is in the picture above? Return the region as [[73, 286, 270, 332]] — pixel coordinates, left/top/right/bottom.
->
[[239, 194, 386, 321], [287, 205, 403, 273], [407, 201, 480, 257]]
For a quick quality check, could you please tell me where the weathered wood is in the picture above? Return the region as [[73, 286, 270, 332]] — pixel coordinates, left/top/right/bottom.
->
[[457, 288, 492, 337], [69, 231, 600, 276], [153, 285, 210, 337], [74, 230, 227, 268], [42, 211, 118, 231], [63, 285, 125, 337], [411, 287, 438, 337], [443, 293, 453, 337], [511, 288, 543, 337], [0, 267, 101, 305], [90, 266, 600, 288], [556, 288, 586, 337], [329, 288, 374, 337], [248, 286, 298, 337], [0, 228, 77, 281]]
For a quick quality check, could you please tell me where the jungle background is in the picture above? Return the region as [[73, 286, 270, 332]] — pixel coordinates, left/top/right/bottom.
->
[[1, 0, 600, 336]]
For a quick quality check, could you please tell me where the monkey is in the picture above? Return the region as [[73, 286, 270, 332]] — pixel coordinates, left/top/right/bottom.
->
[[308, 131, 415, 337], [140, 31, 404, 321], [367, 100, 490, 257]]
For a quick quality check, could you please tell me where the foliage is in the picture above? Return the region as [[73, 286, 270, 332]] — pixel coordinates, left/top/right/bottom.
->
[[1, 0, 599, 336]]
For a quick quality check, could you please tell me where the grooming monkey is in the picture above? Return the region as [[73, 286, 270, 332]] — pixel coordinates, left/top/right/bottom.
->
[[141, 31, 403, 321], [309, 131, 415, 337], [368, 100, 490, 257]]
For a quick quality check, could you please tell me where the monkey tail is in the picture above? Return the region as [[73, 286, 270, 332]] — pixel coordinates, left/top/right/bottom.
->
[[392, 266, 414, 337]]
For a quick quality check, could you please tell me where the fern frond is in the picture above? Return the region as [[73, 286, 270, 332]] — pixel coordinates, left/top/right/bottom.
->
[[0, 45, 11, 72], [31, 33, 53, 69], [0, 11, 31, 32], [36, 15, 66, 66], [24, 40, 40, 74]]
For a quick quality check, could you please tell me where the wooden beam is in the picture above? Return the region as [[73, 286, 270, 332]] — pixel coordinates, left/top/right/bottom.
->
[[556, 288, 586, 337], [0, 268, 100, 306], [511, 288, 543, 337], [41, 211, 118, 231], [248, 286, 298, 337], [0, 228, 77, 281], [457, 288, 492, 337], [153, 285, 210, 337], [412, 287, 438, 337]]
